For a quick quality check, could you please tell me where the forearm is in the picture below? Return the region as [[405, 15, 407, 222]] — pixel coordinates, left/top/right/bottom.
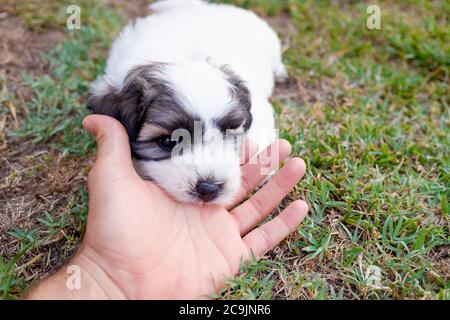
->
[[25, 251, 126, 300]]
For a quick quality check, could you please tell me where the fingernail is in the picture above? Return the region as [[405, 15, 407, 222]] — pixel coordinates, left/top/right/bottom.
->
[[82, 117, 92, 133]]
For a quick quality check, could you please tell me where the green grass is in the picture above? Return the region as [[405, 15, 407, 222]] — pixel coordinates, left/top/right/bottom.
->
[[1, 0, 449, 299], [0, 0, 123, 299], [10, 1, 123, 155]]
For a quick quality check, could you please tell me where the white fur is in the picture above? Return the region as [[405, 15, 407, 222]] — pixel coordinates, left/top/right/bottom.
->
[[135, 132, 242, 205], [93, 0, 286, 204]]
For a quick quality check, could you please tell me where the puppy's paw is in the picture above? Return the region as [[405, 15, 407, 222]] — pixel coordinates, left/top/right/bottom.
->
[[275, 64, 289, 83]]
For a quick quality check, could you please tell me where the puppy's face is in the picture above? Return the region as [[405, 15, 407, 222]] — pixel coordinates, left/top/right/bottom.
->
[[88, 61, 252, 205]]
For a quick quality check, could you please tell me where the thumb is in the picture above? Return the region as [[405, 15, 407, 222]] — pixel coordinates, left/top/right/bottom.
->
[[83, 115, 134, 169]]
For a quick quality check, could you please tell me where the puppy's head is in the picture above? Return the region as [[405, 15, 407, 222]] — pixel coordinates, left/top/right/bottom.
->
[[88, 61, 252, 205]]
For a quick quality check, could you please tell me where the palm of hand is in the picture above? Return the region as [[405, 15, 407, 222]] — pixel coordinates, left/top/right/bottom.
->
[[85, 179, 247, 299], [79, 116, 307, 299]]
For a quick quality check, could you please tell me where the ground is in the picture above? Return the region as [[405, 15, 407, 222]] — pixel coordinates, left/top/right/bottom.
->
[[0, 0, 448, 300]]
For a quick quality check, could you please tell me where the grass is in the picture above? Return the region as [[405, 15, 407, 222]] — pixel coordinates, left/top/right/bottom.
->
[[0, 0, 449, 300], [0, 0, 123, 298]]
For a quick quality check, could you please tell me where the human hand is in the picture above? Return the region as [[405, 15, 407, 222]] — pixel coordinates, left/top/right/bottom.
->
[[27, 115, 307, 299]]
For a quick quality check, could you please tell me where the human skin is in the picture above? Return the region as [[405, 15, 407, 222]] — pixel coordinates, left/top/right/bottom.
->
[[26, 115, 308, 299]]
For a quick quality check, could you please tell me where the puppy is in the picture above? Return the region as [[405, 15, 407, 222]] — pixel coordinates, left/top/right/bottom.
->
[[88, 0, 287, 205]]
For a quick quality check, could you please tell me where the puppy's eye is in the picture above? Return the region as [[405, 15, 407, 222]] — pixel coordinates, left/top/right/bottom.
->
[[223, 124, 245, 134], [157, 135, 180, 151], [221, 120, 245, 132], [224, 125, 242, 131]]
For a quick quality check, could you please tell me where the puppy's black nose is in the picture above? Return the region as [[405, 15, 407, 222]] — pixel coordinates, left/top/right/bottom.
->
[[196, 180, 221, 202]]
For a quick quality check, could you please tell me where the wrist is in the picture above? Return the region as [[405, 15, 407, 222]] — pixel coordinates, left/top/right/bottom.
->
[[25, 247, 126, 300]]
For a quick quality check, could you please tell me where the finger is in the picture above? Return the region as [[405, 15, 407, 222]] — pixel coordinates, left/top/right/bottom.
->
[[83, 115, 133, 169], [232, 157, 306, 235], [240, 139, 259, 165], [227, 139, 292, 209], [243, 200, 308, 256]]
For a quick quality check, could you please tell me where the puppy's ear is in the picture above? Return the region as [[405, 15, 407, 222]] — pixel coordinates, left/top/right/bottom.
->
[[87, 64, 167, 141], [218, 64, 252, 130]]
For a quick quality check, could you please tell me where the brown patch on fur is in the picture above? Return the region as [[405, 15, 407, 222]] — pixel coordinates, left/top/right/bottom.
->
[[138, 123, 170, 141]]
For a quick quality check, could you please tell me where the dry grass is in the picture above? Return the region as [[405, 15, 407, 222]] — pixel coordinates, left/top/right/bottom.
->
[[0, 0, 139, 297]]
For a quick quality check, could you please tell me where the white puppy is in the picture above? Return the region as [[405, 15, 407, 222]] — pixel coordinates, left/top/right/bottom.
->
[[88, 0, 287, 205]]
